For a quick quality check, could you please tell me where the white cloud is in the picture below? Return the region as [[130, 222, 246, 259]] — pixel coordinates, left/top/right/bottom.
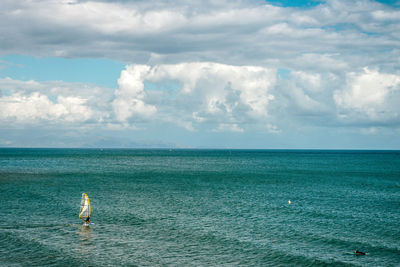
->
[[291, 71, 321, 92], [2, 62, 400, 134], [372, 10, 400, 21], [334, 67, 400, 122], [112, 65, 157, 122], [0, 78, 107, 125], [0, 92, 92, 123], [212, 123, 244, 133], [0, 63, 277, 132], [57, 95, 93, 122], [112, 62, 276, 131], [273, 69, 338, 122]]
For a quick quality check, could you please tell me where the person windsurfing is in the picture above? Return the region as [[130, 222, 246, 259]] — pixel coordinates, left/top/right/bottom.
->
[[79, 193, 91, 226], [84, 217, 90, 226]]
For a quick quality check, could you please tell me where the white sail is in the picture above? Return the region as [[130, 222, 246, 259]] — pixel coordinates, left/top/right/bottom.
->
[[79, 193, 91, 220]]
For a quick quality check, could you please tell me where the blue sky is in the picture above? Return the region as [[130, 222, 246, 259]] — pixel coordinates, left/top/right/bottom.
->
[[0, 55, 125, 88], [0, 0, 400, 149]]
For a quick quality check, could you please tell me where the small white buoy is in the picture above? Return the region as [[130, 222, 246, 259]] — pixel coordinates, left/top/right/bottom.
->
[[288, 200, 291, 204]]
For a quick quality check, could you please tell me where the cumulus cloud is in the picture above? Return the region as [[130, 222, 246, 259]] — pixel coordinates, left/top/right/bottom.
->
[[2, 62, 400, 134], [112, 62, 276, 131], [0, 78, 109, 125], [0, 92, 92, 123], [334, 68, 400, 124], [112, 65, 157, 122], [0, 63, 277, 132]]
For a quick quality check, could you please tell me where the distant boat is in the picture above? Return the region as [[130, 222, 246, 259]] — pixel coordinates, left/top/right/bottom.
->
[[79, 193, 91, 225]]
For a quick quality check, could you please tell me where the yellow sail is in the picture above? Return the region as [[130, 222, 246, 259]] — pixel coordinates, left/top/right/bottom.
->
[[79, 193, 91, 220]]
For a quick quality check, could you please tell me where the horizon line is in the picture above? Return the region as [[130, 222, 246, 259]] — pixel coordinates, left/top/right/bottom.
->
[[1, 147, 399, 151]]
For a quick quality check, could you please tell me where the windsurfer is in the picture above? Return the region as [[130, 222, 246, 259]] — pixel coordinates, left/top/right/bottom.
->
[[79, 193, 91, 226], [83, 217, 90, 226]]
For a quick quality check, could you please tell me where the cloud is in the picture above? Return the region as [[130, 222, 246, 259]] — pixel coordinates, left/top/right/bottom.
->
[[0, 78, 109, 125], [112, 62, 276, 131], [2, 62, 400, 133], [334, 67, 400, 124], [0, 0, 398, 72], [1, 0, 400, 147], [371, 9, 400, 21], [112, 65, 157, 122], [0, 92, 93, 122], [1, 61, 400, 148], [212, 123, 244, 133], [0, 62, 277, 132]]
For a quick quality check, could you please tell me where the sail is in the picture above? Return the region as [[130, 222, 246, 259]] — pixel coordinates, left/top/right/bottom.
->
[[79, 193, 91, 220]]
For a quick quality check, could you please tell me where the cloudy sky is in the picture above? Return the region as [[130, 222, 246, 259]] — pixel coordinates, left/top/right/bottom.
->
[[1, 0, 400, 149]]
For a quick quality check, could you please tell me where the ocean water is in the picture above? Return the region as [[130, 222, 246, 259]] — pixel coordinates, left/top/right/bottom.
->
[[0, 149, 399, 266]]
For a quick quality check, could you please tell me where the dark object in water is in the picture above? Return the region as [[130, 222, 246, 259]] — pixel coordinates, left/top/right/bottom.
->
[[354, 250, 366, 256]]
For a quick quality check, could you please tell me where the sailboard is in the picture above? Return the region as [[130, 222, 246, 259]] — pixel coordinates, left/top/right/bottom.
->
[[79, 193, 91, 221]]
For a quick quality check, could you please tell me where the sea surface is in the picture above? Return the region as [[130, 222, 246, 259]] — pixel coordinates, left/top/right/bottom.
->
[[0, 149, 399, 266]]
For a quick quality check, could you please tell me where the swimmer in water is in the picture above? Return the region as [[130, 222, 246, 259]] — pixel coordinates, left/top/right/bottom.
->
[[354, 250, 366, 255]]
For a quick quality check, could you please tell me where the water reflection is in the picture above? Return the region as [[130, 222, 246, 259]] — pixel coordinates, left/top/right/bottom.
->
[[77, 225, 94, 256]]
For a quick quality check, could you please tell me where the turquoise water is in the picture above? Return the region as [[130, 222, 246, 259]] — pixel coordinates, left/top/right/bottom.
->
[[1, 149, 399, 266]]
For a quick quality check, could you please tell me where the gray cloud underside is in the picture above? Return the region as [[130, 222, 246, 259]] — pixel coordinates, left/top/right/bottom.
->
[[1, 0, 399, 69]]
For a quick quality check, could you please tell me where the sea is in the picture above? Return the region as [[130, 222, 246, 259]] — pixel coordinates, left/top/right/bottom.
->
[[0, 149, 399, 266]]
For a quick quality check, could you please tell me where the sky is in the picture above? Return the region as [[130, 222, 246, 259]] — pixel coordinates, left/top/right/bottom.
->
[[0, 0, 400, 149]]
